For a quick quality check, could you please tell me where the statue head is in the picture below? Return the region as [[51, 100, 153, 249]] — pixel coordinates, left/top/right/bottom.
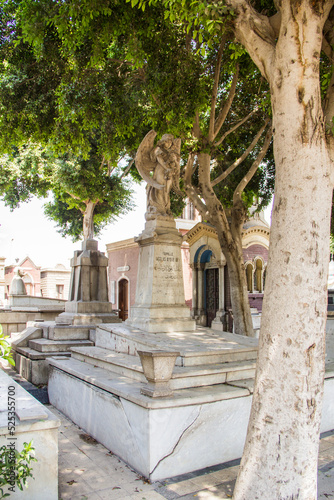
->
[[157, 134, 174, 150]]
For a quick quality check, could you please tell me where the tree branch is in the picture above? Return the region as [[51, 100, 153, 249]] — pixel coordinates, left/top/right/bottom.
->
[[68, 192, 81, 202], [208, 36, 227, 142], [225, 0, 276, 82], [213, 65, 239, 140], [193, 112, 201, 139], [233, 121, 272, 206], [214, 106, 258, 147], [323, 8, 334, 62], [100, 156, 106, 172], [212, 115, 266, 187], [120, 157, 135, 179], [183, 152, 208, 217], [184, 152, 195, 184]]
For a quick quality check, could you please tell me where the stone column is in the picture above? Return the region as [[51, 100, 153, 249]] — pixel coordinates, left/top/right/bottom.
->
[[196, 263, 207, 326], [190, 263, 198, 319], [211, 260, 227, 332], [126, 218, 196, 333]]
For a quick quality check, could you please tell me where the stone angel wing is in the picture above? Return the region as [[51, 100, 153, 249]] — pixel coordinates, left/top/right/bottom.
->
[[171, 137, 182, 192], [135, 130, 164, 189]]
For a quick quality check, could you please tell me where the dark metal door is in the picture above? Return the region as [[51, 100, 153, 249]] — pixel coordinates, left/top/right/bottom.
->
[[118, 279, 129, 321], [206, 268, 219, 327]]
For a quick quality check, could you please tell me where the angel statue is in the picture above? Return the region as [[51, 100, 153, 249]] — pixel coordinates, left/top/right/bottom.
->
[[135, 130, 181, 220]]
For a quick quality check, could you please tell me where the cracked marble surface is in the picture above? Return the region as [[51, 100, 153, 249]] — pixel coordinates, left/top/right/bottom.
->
[[54, 405, 334, 499]]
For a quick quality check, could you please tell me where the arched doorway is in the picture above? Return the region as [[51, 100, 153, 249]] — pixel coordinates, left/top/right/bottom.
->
[[118, 279, 129, 321], [198, 247, 220, 328]]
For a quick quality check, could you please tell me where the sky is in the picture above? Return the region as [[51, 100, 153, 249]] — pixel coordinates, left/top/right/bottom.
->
[[0, 183, 272, 270]]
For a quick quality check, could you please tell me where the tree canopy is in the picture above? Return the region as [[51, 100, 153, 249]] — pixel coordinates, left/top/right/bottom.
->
[[0, 0, 275, 248], [0, 142, 134, 240]]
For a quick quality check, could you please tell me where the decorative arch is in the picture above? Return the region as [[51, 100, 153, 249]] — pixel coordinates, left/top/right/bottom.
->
[[22, 272, 34, 296], [194, 244, 206, 263], [197, 245, 217, 265]]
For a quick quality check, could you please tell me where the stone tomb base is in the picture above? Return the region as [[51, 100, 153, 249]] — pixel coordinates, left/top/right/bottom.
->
[[47, 323, 334, 481], [125, 218, 196, 333]]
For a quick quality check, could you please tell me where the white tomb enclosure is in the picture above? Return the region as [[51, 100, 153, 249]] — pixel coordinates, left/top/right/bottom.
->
[[47, 223, 334, 481], [0, 369, 60, 499], [47, 323, 334, 481]]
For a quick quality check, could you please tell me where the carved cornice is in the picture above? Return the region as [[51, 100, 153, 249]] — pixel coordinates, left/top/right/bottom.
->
[[185, 223, 218, 246], [106, 238, 138, 252], [186, 222, 270, 249], [242, 226, 270, 238]]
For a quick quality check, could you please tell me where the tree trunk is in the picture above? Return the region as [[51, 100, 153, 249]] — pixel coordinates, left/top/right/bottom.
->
[[233, 5, 333, 499], [196, 152, 254, 336], [223, 245, 254, 336], [83, 201, 96, 240]]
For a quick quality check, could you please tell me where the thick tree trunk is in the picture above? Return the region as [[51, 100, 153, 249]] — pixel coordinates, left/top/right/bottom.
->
[[83, 201, 96, 240], [196, 152, 254, 336], [233, 5, 333, 499], [223, 245, 254, 336]]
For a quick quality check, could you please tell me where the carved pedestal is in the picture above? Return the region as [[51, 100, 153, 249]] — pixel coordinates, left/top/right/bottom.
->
[[56, 239, 116, 325], [138, 350, 180, 397], [126, 218, 196, 333]]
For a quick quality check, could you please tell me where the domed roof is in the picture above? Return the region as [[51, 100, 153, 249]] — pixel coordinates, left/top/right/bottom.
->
[[243, 211, 270, 231]]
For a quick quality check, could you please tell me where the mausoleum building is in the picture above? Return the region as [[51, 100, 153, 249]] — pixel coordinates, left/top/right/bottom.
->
[[2, 256, 70, 305], [107, 208, 270, 329]]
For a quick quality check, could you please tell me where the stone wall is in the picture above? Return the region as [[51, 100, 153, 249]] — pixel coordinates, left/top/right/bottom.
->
[[40, 266, 70, 299], [0, 308, 65, 335], [248, 293, 265, 312]]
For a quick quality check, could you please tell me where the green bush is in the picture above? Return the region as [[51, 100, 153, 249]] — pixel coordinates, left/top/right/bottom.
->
[[0, 327, 15, 366], [0, 441, 37, 499]]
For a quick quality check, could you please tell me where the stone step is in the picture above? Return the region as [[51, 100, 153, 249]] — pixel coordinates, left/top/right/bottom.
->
[[70, 346, 256, 390], [180, 349, 257, 367], [55, 312, 121, 326], [95, 325, 258, 367], [15, 346, 73, 360], [29, 338, 94, 353], [48, 325, 91, 340], [48, 356, 252, 409]]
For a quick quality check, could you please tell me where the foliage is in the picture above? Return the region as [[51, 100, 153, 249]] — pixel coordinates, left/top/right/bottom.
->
[[0, 1, 150, 239], [0, 0, 149, 158], [0, 0, 274, 221], [0, 0, 273, 245], [0, 327, 15, 366], [0, 441, 36, 499], [0, 145, 52, 209], [0, 142, 134, 240]]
